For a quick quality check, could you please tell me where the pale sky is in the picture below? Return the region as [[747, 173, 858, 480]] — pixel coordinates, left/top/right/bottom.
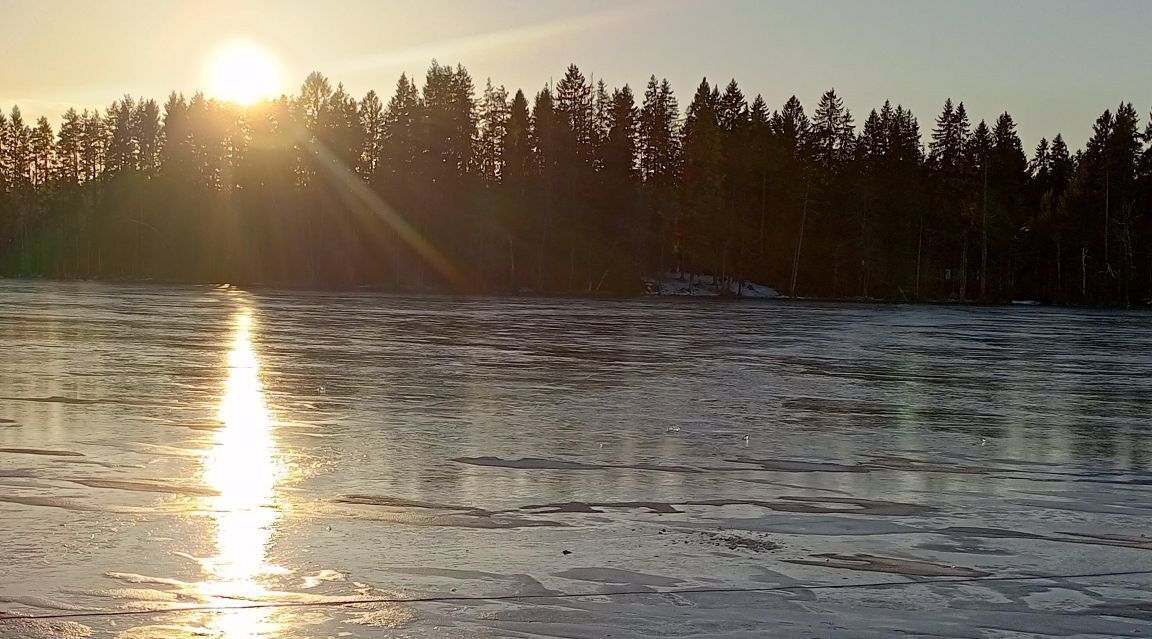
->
[[2, 0, 1150, 151]]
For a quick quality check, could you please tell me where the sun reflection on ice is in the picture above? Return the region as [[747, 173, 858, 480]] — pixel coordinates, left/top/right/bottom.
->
[[198, 309, 287, 637]]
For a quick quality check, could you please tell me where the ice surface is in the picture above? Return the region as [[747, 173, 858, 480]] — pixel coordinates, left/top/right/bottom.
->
[[1, 280, 1151, 638]]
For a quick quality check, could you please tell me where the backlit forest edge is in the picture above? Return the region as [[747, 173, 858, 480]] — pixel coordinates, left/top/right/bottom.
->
[[1, 62, 1151, 304]]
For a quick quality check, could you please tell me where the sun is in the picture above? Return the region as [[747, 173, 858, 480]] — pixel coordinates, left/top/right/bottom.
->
[[206, 41, 285, 105]]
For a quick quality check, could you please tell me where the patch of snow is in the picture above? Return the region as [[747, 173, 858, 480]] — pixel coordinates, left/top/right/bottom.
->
[[643, 273, 779, 299]]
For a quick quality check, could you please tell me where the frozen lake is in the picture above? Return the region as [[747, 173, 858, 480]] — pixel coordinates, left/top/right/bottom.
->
[[1, 279, 1151, 638]]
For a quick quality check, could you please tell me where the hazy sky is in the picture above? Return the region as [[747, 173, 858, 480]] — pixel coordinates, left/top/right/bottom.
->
[[2, 0, 1150, 150]]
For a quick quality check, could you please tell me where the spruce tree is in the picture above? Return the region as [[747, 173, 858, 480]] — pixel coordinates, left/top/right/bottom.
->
[[680, 79, 723, 275], [502, 90, 531, 186], [809, 89, 855, 174]]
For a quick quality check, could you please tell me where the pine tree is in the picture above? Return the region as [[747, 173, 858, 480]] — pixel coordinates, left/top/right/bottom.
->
[[1105, 103, 1142, 302], [56, 108, 83, 185], [104, 96, 137, 175], [1034, 133, 1074, 302], [591, 79, 612, 170], [420, 61, 475, 178], [637, 76, 680, 276], [357, 90, 384, 180], [29, 117, 54, 187], [325, 83, 363, 172], [747, 94, 774, 278], [135, 99, 161, 176], [5, 107, 31, 190], [531, 86, 557, 178], [858, 108, 885, 161], [185, 92, 228, 190], [476, 79, 510, 184], [380, 73, 421, 182], [638, 76, 679, 185], [529, 85, 558, 289], [160, 93, 192, 181]]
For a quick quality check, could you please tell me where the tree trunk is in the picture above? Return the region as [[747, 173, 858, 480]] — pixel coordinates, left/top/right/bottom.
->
[[508, 238, 516, 293], [758, 170, 767, 276], [859, 207, 868, 299], [789, 176, 811, 297], [536, 208, 549, 291], [914, 215, 924, 299], [832, 243, 840, 298], [567, 241, 575, 292], [1081, 246, 1088, 301], [960, 233, 969, 301], [980, 164, 989, 301], [1104, 165, 1111, 282]]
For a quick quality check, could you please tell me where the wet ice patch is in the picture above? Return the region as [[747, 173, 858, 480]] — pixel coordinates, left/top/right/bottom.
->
[[50, 459, 145, 469], [939, 526, 1152, 551], [0, 396, 101, 405], [555, 567, 686, 587], [334, 494, 488, 514], [784, 552, 991, 578], [67, 478, 219, 497], [0, 447, 85, 457], [520, 501, 679, 515], [724, 457, 868, 473], [0, 594, 96, 612], [517, 496, 934, 517], [328, 495, 564, 529], [454, 456, 703, 474], [104, 573, 188, 587], [389, 568, 560, 596], [0, 495, 116, 513]]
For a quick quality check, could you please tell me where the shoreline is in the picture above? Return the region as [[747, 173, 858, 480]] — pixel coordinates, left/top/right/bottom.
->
[[1, 274, 1147, 310]]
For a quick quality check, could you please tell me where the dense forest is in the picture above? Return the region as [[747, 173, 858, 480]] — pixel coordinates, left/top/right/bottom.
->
[[1, 61, 1150, 304]]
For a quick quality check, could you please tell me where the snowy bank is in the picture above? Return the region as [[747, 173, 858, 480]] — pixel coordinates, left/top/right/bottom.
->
[[643, 273, 780, 298]]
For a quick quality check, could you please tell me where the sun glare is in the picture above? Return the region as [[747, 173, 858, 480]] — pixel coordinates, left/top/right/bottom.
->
[[207, 41, 285, 105]]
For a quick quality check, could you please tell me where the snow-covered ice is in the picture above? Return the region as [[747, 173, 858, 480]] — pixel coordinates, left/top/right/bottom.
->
[[643, 272, 780, 298]]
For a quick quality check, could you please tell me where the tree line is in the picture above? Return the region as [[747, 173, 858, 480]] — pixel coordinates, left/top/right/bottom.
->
[[1, 61, 1150, 304]]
